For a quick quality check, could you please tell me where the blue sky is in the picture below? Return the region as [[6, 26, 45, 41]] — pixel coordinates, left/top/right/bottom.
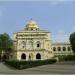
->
[[0, 1, 75, 43]]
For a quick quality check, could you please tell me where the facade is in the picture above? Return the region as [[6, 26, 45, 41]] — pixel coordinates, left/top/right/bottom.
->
[[52, 43, 73, 56], [12, 20, 73, 61], [12, 20, 54, 61]]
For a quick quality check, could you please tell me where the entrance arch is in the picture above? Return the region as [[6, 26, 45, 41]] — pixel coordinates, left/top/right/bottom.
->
[[21, 53, 26, 59], [36, 53, 41, 59]]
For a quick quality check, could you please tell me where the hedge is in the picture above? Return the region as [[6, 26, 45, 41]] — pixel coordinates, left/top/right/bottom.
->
[[5, 59, 57, 70], [58, 54, 75, 61]]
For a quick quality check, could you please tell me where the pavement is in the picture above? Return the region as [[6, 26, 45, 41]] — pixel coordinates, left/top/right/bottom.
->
[[0, 61, 75, 74]]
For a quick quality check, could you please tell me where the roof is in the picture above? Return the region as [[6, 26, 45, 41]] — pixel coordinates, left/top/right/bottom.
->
[[13, 29, 50, 34], [52, 42, 70, 45]]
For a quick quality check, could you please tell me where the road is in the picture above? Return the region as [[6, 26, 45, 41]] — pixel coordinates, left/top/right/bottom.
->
[[0, 61, 75, 74]]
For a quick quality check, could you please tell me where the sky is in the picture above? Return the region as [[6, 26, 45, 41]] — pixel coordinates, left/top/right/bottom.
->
[[0, 0, 75, 43]]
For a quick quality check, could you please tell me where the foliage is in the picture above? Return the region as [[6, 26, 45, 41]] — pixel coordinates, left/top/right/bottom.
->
[[0, 33, 13, 61], [58, 54, 75, 61], [69, 32, 75, 52], [5, 59, 57, 70], [0, 33, 13, 52]]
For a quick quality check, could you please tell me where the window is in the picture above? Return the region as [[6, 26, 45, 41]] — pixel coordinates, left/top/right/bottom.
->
[[31, 28, 33, 30], [22, 41, 25, 45], [63, 47, 66, 51], [68, 47, 71, 51], [21, 41, 26, 48], [36, 41, 41, 48], [58, 47, 61, 51], [53, 47, 56, 51], [37, 44, 40, 47]]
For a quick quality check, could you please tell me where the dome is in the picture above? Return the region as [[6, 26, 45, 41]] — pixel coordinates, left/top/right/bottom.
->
[[26, 20, 39, 30]]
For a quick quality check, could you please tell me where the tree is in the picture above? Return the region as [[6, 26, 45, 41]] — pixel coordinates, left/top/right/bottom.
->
[[0, 33, 13, 60], [69, 32, 75, 52]]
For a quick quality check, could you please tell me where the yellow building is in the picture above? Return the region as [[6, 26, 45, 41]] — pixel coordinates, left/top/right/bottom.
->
[[52, 43, 73, 56], [11, 20, 73, 61], [12, 20, 54, 61]]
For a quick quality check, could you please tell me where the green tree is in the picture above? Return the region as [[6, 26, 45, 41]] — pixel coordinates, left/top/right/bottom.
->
[[69, 32, 75, 53], [0, 33, 13, 60]]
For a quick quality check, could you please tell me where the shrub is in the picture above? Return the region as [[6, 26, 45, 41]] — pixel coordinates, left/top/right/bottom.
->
[[58, 54, 75, 61], [5, 59, 57, 70]]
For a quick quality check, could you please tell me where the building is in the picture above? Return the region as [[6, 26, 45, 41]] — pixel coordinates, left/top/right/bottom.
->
[[52, 43, 73, 56], [12, 20, 73, 61]]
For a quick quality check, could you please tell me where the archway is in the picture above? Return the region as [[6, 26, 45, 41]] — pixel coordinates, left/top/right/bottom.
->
[[63, 47, 66, 51], [36, 53, 41, 59], [21, 53, 26, 59], [53, 47, 56, 51], [58, 47, 61, 51], [68, 47, 71, 51]]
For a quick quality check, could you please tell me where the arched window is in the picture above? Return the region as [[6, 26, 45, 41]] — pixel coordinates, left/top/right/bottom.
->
[[68, 47, 71, 51], [63, 47, 66, 51], [36, 53, 41, 59], [53, 47, 56, 51], [29, 41, 33, 49], [21, 53, 26, 59], [36, 41, 41, 48], [58, 47, 61, 51], [21, 41, 26, 48]]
